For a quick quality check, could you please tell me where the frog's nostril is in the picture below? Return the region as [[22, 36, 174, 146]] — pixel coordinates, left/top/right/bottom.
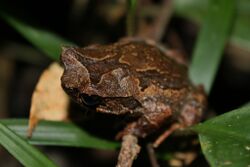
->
[[80, 94, 101, 106]]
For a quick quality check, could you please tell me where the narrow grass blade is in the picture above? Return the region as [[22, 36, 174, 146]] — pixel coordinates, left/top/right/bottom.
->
[[189, 0, 235, 93], [192, 105, 250, 167], [1, 119, 119, 150], [0, 13, 74, 61], [126, 0, 137, 36], [0, 122, 57, 167]]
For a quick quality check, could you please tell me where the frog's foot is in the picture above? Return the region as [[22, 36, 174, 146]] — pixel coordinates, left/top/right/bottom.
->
[[152, 123, 182, 148]]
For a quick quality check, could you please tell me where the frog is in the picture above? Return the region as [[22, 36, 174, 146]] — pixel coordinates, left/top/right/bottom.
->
[[60, 39, 206, 145]]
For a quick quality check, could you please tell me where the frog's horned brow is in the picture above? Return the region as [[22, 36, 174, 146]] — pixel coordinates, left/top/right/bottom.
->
[[61, 46, 76, 54], [61, 46, 79, 61], [60, 47, 79, 70], [61, 46, 69, 52]]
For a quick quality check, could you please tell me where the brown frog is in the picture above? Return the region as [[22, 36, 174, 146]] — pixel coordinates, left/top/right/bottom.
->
[[60, 39, 206, 145]]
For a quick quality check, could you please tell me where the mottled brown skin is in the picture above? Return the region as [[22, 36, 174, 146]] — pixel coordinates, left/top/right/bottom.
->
[[60, 39, 206, 139]]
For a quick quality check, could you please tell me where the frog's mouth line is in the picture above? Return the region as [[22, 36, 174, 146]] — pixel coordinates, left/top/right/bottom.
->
[[77, 93, 142, 114], [79, 94, 101, 106]]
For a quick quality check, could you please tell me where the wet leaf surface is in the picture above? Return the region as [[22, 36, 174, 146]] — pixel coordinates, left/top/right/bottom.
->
[[193, 105, 250, 167], [0, 122, 57, 167]]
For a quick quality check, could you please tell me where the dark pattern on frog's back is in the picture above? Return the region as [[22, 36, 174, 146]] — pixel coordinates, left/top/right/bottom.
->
[[74, 41, 189, 90]]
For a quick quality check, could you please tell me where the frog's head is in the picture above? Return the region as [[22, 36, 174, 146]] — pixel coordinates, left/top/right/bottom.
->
[[60, 46, 140, 110], [60, 46, 94, 106]]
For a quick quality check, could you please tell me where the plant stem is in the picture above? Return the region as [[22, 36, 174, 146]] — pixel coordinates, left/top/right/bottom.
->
[[116, 134, 140, 167]]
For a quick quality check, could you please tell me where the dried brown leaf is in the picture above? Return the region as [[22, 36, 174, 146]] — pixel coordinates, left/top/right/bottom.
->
[[28, 62, 69, 136]]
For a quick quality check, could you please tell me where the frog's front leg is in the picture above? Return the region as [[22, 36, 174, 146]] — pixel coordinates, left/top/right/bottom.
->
[[116, 106, 172, 139]]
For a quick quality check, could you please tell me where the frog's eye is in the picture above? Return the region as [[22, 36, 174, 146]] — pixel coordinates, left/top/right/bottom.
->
[[80, 94, 101, 106]]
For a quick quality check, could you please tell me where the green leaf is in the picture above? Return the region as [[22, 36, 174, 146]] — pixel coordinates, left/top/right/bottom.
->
[[174, 0, 250, 24], [176, 0, 250, 51], [174, 0, 250, 89], [188, 0, 235, 93], [0, 122, 57, 167], [174, 0, 250, 41], [1, 13, 74, 61], [231, 15, 250, 51], [192, 105, 250, 167], [1, 119, 119, 150]]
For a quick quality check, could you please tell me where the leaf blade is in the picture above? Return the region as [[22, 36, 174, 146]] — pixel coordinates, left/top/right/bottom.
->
[[1, 119, 119, 150], [1, 13, 74, 61], [188, 0, 235, 93], [0, 122, 57, 167], [174, 0, 250, 53], [193, 105, 250, 167]]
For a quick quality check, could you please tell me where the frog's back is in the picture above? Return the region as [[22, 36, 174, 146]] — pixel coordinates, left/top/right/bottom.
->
[[74, 40, 191, 94], [115, 41, 190, 90]]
